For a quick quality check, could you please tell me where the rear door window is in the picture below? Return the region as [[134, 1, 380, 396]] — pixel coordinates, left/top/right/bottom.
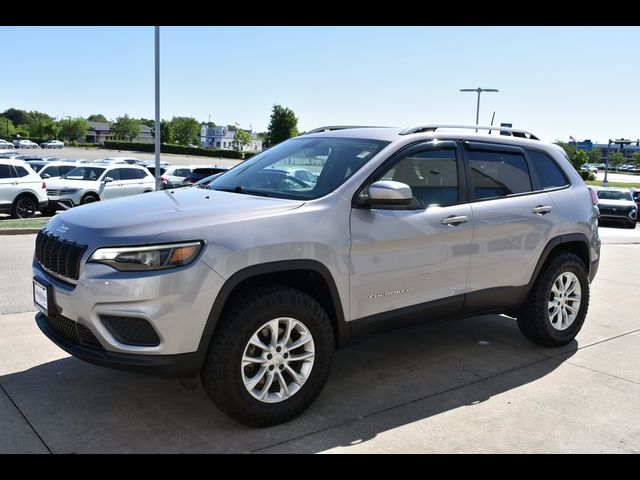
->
[[468, 149, 532, 200]]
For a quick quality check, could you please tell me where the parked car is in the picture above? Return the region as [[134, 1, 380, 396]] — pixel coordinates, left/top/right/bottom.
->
[[39, 161, 82, 180], [182, 166, 231, 185], [593, 187, 637, 228], [40, 140, 65, 149], [13, 139, 39, 149], [0, 139, 13, 149], [631, 188, 640, 220], [192, 172, 228, 189], [45, 163, 155, 211], [146, 165, 194, 189], [104, 156, 145, 165], [33, 123, 600, 427], [0, 158, 48, 218], [580, 164, 598, 174], [0, 150, 21, 159]]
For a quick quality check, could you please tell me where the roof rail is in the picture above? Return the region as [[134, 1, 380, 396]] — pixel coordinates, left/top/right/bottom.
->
[[305, 125, 385, 135], [399, 124, 540, 140]]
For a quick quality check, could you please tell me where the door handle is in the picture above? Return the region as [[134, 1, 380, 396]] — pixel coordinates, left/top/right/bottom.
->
[[532, 205, 553, 215], [11, 181, 19, 185], [441, 215, 469, 226]]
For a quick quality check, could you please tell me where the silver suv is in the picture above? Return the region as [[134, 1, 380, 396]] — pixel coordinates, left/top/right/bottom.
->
[[32, 124, 600, 427]]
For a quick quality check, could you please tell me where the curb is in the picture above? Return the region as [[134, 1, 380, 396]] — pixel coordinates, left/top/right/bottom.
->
[[0, 228, 41, 235]]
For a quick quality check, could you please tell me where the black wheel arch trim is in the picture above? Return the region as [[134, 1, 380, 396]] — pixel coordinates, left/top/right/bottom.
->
[[197, 259, 348, 357], [526, 233, 592, 297]]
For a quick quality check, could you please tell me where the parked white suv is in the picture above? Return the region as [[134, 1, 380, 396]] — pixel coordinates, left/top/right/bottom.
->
[[45, 164, 155, 210], [0, 159, 48, 218]]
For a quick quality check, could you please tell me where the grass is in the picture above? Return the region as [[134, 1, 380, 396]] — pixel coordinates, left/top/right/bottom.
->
[[0, 217, 49, 230], [586, 180, 640, 188]]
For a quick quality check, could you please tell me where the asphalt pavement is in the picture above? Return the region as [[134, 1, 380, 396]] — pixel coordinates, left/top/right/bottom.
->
[[0, 227, 639, 453]]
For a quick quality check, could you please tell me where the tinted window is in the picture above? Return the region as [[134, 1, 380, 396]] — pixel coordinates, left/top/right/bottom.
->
[[597, 189, 632, 201], [527, 150, 568, 189], [469, 150, 532, 200], [376, 148, 459, 207], [59, 166, 75, 176], [136, 169, 150, 179], [42, 166, 59, 177], [119, 168, 140, 180], [0, 164, 11, 179], [63, 166, 106, 181], [13, 166, 29, 177], [106, 169, 121, 181]]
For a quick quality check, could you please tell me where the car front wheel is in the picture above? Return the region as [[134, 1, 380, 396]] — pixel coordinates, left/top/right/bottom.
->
[[201, 285, 335, 427]]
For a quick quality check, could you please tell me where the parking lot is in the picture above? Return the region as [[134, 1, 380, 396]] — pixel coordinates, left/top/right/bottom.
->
[[0, 226, 639, 453]]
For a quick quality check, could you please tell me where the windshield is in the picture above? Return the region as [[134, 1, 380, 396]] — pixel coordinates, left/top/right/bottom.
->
[[210, 137, 389, 200], [62, 166, 106, 181], [597, 190, 632, 201]]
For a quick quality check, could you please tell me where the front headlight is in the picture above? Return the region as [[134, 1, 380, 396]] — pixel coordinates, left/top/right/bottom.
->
[[60, 189, 79, 195], [88, 241, 203, 271]]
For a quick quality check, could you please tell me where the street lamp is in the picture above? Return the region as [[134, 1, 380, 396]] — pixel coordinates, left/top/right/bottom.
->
[[604, 138, 632, 187], [460, 87, 499, 132], [65, 116, 71, 141]]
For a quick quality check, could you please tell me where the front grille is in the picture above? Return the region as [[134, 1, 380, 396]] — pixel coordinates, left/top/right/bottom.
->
[[101, 316, 160, 346], [35, 230, 87, 281], [599, 206, 632, 216], [44, 313, 103, 349]]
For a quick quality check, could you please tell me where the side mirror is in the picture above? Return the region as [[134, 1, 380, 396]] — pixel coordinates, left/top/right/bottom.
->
[[41, 173, 50, 179], [102, 177, 114, 184], [363, 180, 413, 206]]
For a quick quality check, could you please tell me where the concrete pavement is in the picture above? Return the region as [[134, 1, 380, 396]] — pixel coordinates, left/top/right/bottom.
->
[[0, 230, 639, 453]]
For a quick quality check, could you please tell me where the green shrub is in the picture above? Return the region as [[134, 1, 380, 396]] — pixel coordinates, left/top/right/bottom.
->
[[102, 141, 250, 159]]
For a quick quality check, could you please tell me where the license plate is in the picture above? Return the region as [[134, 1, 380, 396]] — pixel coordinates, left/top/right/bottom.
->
[[33, 279, 48, 316]]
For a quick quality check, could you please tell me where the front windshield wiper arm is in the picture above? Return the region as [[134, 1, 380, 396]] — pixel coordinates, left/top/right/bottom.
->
[[213, 186, 271, 197]]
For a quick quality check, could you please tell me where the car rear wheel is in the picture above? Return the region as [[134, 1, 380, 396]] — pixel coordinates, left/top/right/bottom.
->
[[200, 285, 334, 427], [12, 195, 37, 219], [517, 252, 589, 347]]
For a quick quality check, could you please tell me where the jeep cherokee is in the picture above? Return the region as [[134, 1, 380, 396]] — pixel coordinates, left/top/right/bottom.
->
[[32, 124, 601, 427]]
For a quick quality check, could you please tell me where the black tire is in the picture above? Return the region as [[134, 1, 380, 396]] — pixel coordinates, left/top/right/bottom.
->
[[12, 195, 37, 219], [517, 252, 589, 347], [41, 207, 58, 217], [81, 193, 99, 205], [201, 285, 335, 427]]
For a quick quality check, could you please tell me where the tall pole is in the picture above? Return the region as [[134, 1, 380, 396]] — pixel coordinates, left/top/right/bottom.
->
[[603, 139, 611, 187], [460, 87, 499, 133], [154, 26, 161, 191]]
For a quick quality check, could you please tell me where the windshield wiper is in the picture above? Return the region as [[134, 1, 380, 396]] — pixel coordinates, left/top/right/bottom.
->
[[213, 186, 271, 197]]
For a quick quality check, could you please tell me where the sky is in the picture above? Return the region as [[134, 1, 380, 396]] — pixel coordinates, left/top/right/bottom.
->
[[1, 26, 639, 143]]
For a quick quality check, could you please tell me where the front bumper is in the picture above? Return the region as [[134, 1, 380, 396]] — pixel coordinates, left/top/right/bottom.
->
[[36, 312, 205, 377], [32, 256, 226, 375]]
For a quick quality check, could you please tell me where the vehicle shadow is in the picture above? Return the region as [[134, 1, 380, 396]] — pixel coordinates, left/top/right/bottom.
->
[[0, 314, 575, 453]]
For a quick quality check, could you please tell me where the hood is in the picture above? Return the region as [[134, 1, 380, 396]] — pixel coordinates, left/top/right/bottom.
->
[[46, 179, 99, 190], [44, 188, 305, 244], [597, 199, 636, 208]]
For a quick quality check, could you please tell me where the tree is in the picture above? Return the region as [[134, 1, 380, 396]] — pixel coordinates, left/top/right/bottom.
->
[[58, 117, 88, 141], [266, 104, 299, 146], [138, 118, 155, 129], [111, 114, 140, 142], [28, 111, 57, 139], [2, 108, 32, 127], [169, 116, 200, 145], [632, 152, 640, 167], [160, 120, 174, 144], [232, 129, 252, 151], [87, 114, 108, 122], [572, 150, 589, 170], [608, 151, 625, 169], [588, 147, 602, 165], [0, 116, 17, 138]]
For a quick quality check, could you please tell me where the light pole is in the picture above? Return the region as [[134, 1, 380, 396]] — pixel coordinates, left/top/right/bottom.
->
[[154, 26, 161, 191], [65, 116, 71, 141], [604, 138, 631, 187], [460, 87, 499, 132]]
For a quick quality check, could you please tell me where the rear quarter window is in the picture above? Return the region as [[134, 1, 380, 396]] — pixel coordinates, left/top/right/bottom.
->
[[527, 150, 569, 189]]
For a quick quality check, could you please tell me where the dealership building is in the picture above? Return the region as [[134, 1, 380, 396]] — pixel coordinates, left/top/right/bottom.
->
[[572, 139, 640, 162]]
